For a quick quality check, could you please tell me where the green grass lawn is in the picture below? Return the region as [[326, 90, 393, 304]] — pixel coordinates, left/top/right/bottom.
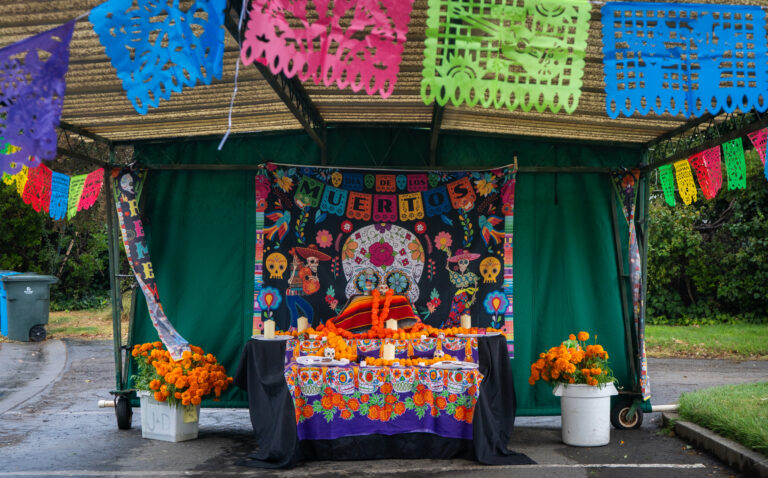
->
[[646, 323, 768, 360], [679, 382, 768, 457]]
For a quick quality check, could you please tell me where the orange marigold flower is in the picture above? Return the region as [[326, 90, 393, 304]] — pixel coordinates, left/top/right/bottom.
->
[[528, 376, 536, 386], [568, 334, 576, 341], [454, 406, 466, 421], [153, 391, 165, 401], [385, 394, 397, 404], [448, 394, 457, 403], [394, 402, 406, 415], [191, 396, 201, 405], [413, 393, 425, 407], [578, 331, 589, 341], [360, 394, 370, 403], [332, 394, 345, 408], [302, 405, 313, 418], [380, 383, 393, 395], [436, 396, 447, 409], [341, 409, 352, 420], [295, 397, 306, 408], [367, 405, 379, 420], [321, 396, 333, 410], [347, 398, 360, 411], [430, 407, 439, 417]]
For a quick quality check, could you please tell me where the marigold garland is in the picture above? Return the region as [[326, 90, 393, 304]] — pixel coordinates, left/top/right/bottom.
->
[[528, 331, 615, 387], [132, 342, 233, 407]]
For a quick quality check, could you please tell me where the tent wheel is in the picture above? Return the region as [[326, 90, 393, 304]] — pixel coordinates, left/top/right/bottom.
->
[[29, 325, 46, 342], [116, 396, 133, 430], [611, 396, 643, 429]]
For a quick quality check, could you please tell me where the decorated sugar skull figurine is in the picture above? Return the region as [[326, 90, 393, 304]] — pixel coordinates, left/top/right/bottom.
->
[[479, 256, 501, 283], [265, 252, 288, 279], [434, 348, 445, 358], [323, 347, 336, 360]]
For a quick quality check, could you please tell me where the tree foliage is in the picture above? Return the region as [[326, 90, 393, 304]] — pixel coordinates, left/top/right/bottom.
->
[[647, 149, 768, 323]]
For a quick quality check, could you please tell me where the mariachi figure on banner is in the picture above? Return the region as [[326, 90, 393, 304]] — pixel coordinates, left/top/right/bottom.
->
[[443, 248, 481, 327], [286, 245, 331, 328]]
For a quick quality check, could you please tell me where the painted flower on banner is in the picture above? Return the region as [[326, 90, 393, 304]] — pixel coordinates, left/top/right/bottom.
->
[[257, 286, 282, 311], [434, 231, 453, 252], [483, 291, 508, 315], [275, 170, 294, 192], [414, 221, 426, 234], [316, 229, 333, 248], [341, 220, 353, 234], [342, 238, 359, 260], [374, 223, 392, 234], [255, 175, 271, 200], [369, 242, 395, 267], [474, 173, 498, 197], [408, 240, 425, 262]]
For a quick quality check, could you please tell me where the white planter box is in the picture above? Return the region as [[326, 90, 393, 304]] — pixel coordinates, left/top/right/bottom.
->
[[138, 391, 200, 442]]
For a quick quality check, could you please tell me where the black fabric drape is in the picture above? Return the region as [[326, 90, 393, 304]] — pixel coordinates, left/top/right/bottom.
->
[[234, 335, 534, 468]]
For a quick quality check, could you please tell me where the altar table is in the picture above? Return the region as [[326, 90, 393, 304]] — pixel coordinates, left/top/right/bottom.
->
[[234, 334, 533, 468]]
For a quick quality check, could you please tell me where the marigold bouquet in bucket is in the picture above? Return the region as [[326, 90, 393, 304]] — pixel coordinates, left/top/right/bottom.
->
[[528, 331, 615, 388], [132, 342, 233, 406]]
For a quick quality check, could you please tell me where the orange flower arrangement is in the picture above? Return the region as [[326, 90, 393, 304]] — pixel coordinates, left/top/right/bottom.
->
[[132, 341, 233, 407], [528, 331, 615, 388]]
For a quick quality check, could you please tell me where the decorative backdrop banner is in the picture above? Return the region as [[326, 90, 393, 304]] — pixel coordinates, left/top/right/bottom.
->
[[602, 2, 768, 118], [674, 159, 697, 205], [723, 138, 747, 190], [0, 20, 75, 175], [49, 171, 70, 221], [421, 0, 591, 113], [114, 169, 189, 360], [21, 164, 52, 213], [241, 0, 414, 98], [255, 163, 516, 354], [658, 164, 675, 207], [688, 146, 722, 200], [90, 0, 226, 114]]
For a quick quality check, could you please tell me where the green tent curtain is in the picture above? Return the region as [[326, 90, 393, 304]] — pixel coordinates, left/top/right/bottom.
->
[[129, 128, 643, 414]]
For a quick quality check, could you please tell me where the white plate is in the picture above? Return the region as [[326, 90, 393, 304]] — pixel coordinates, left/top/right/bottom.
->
[[455, 332, 502, 338], [296, 355, 346, 366], [251, 335, 294, 341], [429, 360, 479, 370]]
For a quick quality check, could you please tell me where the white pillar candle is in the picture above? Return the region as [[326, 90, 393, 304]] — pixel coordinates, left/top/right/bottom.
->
[[385, 319, 398, 330], [460, 314, 471, 329], [383, 343, 395, 361], [263, 320, 276, 339], [297, 316, 309, 333]]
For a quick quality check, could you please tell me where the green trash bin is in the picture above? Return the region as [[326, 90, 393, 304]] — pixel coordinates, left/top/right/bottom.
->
[[1, 274, 58, 342]]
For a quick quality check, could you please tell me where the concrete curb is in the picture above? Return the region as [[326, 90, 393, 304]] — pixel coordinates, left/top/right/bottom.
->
[[0, 339, 67, 415], [663, 412, 768, 478]]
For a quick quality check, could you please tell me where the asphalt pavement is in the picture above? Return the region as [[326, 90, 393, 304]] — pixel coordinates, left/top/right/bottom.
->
[[1, 339, 767, 478]]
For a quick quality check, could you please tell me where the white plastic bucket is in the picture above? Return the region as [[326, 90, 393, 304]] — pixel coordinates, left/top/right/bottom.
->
[[553, 383, 618, 446]]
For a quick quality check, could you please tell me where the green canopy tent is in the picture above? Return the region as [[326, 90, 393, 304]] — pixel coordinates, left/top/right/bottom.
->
[[3, 0, 766, 432]]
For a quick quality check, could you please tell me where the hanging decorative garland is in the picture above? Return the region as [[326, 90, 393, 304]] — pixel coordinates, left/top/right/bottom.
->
[[673, 159, 697, 206]]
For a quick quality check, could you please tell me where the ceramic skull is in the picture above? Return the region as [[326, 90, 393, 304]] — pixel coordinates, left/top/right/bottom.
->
[[265, 252, 287, 279], [342, 224, 424, 303], [323, 347, 336, 360], [479, 256, 501, 283]]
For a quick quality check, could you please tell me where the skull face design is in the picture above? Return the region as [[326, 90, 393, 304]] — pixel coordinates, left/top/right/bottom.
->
[[396, 174, 407, 190], [300, 339, 324, 356], [446, 370, 471, 394], [265, 252, 288, 279], [413, 337, 437, 353], [390, 367, 416, 393], [285, 367, 298, 397], [479, 257, 501, 283], [327, 368, 355, 395], [417, 367, 445, 393], [442, 337, 466, 352], [331, 171, 343, 188], [323, 347, 336, 359], [298, 367, 323, 396], [358, 368, 386, 394]]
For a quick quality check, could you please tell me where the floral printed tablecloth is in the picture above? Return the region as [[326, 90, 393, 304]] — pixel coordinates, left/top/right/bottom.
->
[[285, 363, 482, 440]]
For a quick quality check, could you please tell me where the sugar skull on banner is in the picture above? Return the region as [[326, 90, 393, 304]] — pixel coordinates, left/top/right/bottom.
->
[[255, 163, 517, 355]]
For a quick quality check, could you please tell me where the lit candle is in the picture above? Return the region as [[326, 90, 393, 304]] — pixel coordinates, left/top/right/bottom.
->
[[297, 316, 309, 333], [385, 319, 398, 330], [383, 343, 395, 361], [460, 314, 471, 329], [263, 320, 276, 339]]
